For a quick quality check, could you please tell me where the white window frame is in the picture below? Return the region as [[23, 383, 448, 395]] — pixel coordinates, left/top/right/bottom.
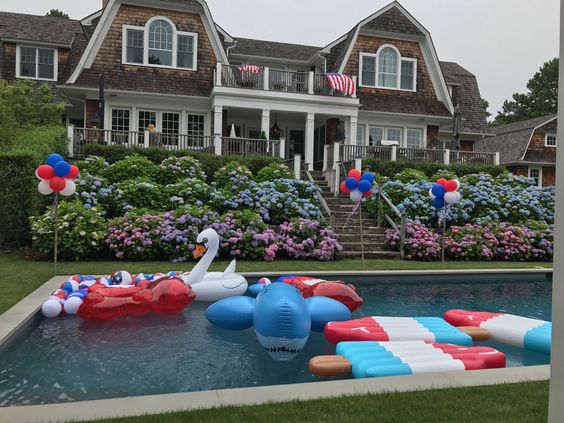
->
[[528, 167, 542, 187], [359, 44, 417, 92], [406, 127, 424, 149], [545, 133, 557, 147], [16, 45, 58, 82], [122, 16, 198, 71]]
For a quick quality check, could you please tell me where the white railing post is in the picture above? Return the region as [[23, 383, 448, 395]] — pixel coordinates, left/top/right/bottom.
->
[[294, 154, 301, 180], [444, 149, 450, 165], [333, 142, 340, 169], [354, 157, 362, 171], [279, 137, 286, 158], [214, 135, 222, 156], [494, 152, 500, 165], [308, 71, 314, 95], [264, 67, 270, 91], [323, 144, 329, 171], [66, 125, 74, 157], [352, 76, 357, 98], [391, 145, 397, 161], [144, 130, 150, 148], [216, 62, 222, 86]]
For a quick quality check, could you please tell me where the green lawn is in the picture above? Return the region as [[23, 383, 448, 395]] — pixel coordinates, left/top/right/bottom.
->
[[82, 381, 548, 423], [0, 253, 551, 316]]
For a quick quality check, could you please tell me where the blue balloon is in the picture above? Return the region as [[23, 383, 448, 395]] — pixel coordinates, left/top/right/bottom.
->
[[46, 153, 64, 167], [360, 173, 375, 184], [358, 180, 372, 193], [345, 177, 359, 190], [431, 183, 446, 197], [432, 197, 445, 209], [53, 161, 71, 177]]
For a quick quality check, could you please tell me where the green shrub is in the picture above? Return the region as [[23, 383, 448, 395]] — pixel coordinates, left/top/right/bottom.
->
[[363, 159, 504, 179], [30, 200, 106, 260], [214, 162, 253, 190], [74, 156, 110, 177], [104, 155, 159, 184], [256, 162, 294, 182], [163, 178, 210, 209], [113, 177, 164, 213], [394, 168, 426, 183], [430, 169, 458, 181], [158, 156, 206, 185]]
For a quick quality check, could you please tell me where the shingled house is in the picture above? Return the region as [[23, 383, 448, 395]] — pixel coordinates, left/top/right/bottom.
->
[[475, 115, 557, 187], [0, 0, 496, 171]]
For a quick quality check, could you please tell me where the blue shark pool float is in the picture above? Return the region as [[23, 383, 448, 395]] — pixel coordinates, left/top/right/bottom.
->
[[205, 282, 351, 361]]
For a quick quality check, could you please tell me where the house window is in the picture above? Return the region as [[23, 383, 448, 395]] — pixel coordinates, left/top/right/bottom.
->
[[17, 46, 57, 81], [406, 128, 423, 148], [545, 134, 557, 147], [359, 45, 417, 91], [187, 114, 205, 144], [387, 128, 402, 143], [368, 126, 403, 146], [123, 17, 198, 70], [368, 127, 383, 146], [111, 108, 131, 144], [162, 112, 180, 145], [356, 125, 365, 146], [528, 167, 542, 187]]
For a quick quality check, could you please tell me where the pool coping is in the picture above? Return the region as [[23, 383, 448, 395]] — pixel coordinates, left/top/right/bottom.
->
[[0, 270, 553, 422]]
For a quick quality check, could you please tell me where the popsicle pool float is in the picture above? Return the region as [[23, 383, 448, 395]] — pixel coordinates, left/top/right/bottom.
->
[[444, 310, 551, 355], [324, 316, 487, 345], [309, 341, 506, 378]]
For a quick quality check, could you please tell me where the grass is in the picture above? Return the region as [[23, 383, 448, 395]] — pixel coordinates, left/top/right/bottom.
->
[[81, 381, 549, 423], [0, 254, 551, 316]]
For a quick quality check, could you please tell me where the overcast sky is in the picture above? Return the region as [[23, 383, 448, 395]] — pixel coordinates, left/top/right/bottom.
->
[[2, 0, 559, 117]]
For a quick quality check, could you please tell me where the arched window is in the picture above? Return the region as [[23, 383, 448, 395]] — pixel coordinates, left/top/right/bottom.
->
[[378, 47, 398, 88], [148, 20, 173, 66], [123, 17, 198, 70]]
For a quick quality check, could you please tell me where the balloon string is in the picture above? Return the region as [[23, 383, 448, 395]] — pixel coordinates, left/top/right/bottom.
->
[[343, 202, 361, 229]]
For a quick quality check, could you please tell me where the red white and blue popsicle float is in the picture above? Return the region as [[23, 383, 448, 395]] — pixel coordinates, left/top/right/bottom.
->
[[324, 316, 480, 345], [309, 341, 506, 378], [444, 310, 551, 355]]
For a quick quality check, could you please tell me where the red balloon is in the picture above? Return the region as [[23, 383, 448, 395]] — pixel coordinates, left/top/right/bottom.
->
[[49, 176, 66, 192], [36, 165, 55, 180], [340, 181, 351, 194], [445, 180, 458, 192], [348, 169, 361, 181], [363, 189, 373, 197], [78, 277, 196, 320], [67, 165, 80, 179], [437, 178, 448, 187]]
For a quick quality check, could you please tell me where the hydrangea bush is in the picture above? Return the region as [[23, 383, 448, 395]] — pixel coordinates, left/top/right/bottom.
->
[[74, 156, 109, 177], [104, 155, 159, 183], [278, 218, 342, 261], [214, 162, 253, 191], [256, 162, 294, 182], [158, 156, 206, 185]]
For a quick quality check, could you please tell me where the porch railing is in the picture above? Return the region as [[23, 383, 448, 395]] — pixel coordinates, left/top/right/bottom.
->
[[269, 69, 308, 93], [397, 147, 445, 163], [221, 64, 264, 90], [340, 145, 394, 162], [449, 150, 498, 166], [221, 137, 281, 158]]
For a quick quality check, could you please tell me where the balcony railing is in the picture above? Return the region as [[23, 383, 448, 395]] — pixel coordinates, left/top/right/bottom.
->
[[67, 127, 284, 159], [216, 63, 356, 98]]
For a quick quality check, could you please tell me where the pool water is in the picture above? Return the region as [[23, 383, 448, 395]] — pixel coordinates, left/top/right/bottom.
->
[[0, 275, 552, 407]]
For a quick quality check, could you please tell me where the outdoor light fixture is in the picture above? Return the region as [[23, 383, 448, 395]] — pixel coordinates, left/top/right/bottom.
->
[[270, 113, 281, 140]]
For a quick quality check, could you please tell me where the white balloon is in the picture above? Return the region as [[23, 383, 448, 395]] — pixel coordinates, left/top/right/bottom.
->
[[445, 191, 461, 205], [41, 298, 62, 318], [454, 179, 461, 190], [63, 297, 83, 315], [60, 179, 76, 197], [350, 189, 363, 203], [428, 188, 436, 200], [38, 180, 53, 195]]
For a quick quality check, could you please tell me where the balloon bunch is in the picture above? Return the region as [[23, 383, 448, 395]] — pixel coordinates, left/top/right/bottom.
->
[[35, 153, 80, 196], [340, 169, 375, 203], [429, 178, 462, 209]]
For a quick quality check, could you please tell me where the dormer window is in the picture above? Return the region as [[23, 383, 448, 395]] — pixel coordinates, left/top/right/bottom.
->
[[359, 44, 416, 91], [16, 46, 57, 81], [545, 133, 557, 147], [122, 17, 197, 70]]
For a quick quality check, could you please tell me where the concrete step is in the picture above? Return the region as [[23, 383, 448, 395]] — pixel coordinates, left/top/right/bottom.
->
[[338, 251, 401, 260], [340, 241, 389, 250], [338, 234, 386, 242]]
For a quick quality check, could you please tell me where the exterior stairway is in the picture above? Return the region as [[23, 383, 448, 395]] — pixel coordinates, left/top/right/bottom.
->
[[307, 170, 400, 259]]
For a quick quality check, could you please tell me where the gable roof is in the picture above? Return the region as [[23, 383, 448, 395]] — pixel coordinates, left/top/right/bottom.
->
[[0, 11, 85, 47], [363, 5, 424, 36], [229, 38, 321, 62], [440, 61, 488, 134], [474, 114, 557, 164]]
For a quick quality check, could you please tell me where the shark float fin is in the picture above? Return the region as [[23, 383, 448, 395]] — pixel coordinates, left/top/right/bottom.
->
[[205, 296, 255, 330]]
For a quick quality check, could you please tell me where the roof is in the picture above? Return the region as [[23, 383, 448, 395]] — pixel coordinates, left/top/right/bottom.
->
[[474, 114, 557, 164], [440, 61, 488, 134], [229, 38, 321, 62], [325, 30, 355, 72], [0, 12, 85, 46]]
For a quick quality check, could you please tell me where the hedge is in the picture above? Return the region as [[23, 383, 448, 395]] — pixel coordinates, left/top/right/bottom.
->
[[362, 159, 505, 179], [80, 144, 282, 181], [0, 125, 66, 246]]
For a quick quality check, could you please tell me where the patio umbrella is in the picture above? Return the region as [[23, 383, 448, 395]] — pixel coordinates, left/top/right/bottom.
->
[[452, 105, 462, 151], [229, 123, 237, 138]]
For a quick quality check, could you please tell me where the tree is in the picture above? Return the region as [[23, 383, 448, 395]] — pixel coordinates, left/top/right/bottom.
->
[[481, 98, 491, 119], [45, 9, 69, 19], [492, 58, 558, 126]]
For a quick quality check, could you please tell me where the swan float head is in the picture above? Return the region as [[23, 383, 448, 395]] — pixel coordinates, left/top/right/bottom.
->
[[186, 228, 248, 301]]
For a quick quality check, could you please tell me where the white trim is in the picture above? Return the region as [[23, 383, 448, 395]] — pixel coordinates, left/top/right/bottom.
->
[[81, 9, 103, 26], [15, 45, 58, 82], [519, 115, 559, 160], [358, 45, 417, 92], [545, 133, 557, 147], [528, 166, 542, 187]]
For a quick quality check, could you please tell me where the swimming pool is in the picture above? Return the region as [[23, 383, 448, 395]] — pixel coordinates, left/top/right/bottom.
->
[[0, 273, 551, 407]]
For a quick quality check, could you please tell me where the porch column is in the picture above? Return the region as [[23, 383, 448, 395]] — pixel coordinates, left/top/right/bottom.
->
[[347, 115, 358, 145], [305, 112, 315, 171], [261, 109, 270, 139], [67, 125, 74, 157], [213, 105, 223, 155]]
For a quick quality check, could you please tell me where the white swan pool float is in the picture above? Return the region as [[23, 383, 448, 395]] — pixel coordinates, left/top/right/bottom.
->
[[184, 228, 248, 301]]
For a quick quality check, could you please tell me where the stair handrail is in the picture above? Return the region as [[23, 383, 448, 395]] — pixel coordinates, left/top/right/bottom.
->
[[304, 166, 335, 229], [376, 183, 406, 260]]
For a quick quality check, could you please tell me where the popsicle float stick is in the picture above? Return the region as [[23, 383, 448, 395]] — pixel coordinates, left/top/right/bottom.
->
[[309, 355, 352, 377], [457, 326, 490, 341]]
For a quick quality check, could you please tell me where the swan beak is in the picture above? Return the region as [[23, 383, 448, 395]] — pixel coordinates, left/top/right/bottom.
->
[[194, 244, 207, 259]]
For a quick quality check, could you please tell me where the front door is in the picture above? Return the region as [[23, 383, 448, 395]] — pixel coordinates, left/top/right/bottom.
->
[[289, 129, 305, 159], [314, 125, 326, 170]]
